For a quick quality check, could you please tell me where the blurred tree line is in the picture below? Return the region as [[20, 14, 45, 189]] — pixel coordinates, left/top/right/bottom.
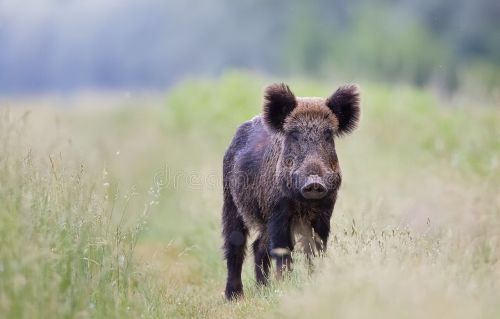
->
[[0, 0, 498, 94]]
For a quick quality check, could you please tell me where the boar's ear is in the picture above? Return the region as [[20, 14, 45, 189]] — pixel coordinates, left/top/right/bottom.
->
[[263, 83, 297, 132], [326, 84, 360, 136]]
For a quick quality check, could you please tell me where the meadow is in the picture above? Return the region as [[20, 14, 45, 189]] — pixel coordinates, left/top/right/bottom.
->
[[1, 72, 499, 318]]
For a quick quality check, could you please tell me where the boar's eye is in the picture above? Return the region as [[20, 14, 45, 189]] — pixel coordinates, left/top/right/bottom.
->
[[289, 130, 300, 141], [324, 128, 334, 142]]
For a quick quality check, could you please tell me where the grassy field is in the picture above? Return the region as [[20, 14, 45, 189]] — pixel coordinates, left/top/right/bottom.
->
[[1, 72, 499, 318]]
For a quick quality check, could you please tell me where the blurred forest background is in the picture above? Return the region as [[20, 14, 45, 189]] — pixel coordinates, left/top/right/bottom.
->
[[0, 0, 499, 94]]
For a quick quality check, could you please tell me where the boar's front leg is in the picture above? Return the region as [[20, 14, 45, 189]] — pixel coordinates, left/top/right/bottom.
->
[[252, 234, 271, 285], [312, 209, 333, 254], [268, 200, 294, 279]]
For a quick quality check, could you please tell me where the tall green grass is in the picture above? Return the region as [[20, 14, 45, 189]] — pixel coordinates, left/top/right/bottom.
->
[[0, 110, 168, 318], [1, 72, 499, 318]]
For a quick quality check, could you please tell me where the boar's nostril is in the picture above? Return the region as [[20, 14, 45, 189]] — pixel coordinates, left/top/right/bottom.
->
[[300, 178, 327, 200]]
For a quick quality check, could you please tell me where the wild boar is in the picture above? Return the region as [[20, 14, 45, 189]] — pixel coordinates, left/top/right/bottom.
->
[[222, 83, 360, 300]]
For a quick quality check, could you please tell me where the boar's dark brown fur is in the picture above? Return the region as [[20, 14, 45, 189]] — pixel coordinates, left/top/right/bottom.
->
[[222, 83, 360, 300]]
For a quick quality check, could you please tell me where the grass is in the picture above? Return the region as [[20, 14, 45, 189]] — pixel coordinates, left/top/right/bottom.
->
[[0, 71, 499, 318]]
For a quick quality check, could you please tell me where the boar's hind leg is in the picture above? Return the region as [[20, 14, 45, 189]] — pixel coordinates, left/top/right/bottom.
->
[[252, 234, 270, 285], [222, 192, 248, 300]]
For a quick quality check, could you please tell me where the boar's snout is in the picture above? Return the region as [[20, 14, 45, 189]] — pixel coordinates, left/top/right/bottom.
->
[[300, 175, 327, 200]]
